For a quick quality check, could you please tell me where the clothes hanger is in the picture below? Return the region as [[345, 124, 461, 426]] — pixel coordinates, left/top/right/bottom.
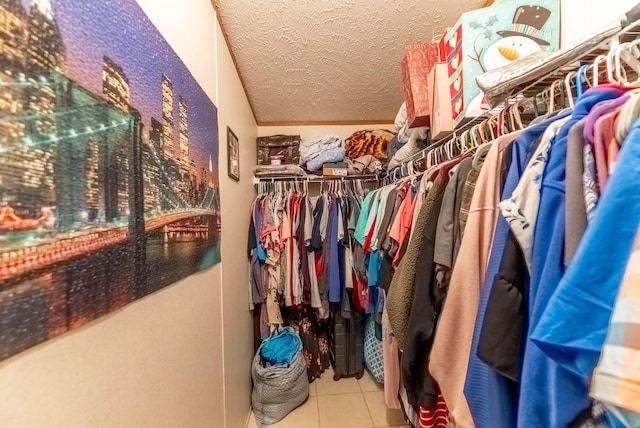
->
[[473, 139, 492, 165], [511, 100, 525, 130], [504, 104, 514, 132], [614, 42, 635, 85], [564, 71, 577, 109], [461, 127, 478, 155], [548, 79, 561, 113], [576, 65, 591, 96], [476, 120, 488, 144], [447, 135, 458, 160], [459, 130, 469, 152], [615, 92, 640, 142], [616, 41, 640, 86], [592, 54, 608, 86], [499, 107, 509, 135], [487, 114, 499, 139], [606, 37, 624, 85]]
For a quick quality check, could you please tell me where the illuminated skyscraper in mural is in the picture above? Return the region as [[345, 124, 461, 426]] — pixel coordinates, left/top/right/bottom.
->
[[0, 2, 26, 215], [26, 0, 64, 74], [26, 0, 63, 135], [161, 74, 174, 160], [0, 2, 26, 146], [141, 117, 163, 212], [85, 138, 100, 220], [102, 55, 130, 111], [0, 0, 63, 217], [25, 0, 64, 211], [178, 95, 189, 173], [102, 55, 131, 217], [0, 1, 27, 73]]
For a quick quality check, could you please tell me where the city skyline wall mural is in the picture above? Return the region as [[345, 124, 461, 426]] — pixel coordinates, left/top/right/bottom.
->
[[0, 0, 221, 360]]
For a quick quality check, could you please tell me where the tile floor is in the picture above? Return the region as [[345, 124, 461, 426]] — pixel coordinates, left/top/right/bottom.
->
[[247, 370, 409, 428]]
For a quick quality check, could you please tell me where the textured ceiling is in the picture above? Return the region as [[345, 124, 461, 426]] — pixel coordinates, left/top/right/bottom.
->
[[214, 0, 486, 124]]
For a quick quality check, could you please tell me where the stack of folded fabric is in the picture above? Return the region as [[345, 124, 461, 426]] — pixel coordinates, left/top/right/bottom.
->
[[306, 146, 346, 172], [346, 155, 383, 175], [299, 134, 346, 172], [300, 134, 343, 166]]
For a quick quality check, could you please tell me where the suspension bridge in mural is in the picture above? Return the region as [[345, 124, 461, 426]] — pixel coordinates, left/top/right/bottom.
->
[[0, 75, 221, 277]]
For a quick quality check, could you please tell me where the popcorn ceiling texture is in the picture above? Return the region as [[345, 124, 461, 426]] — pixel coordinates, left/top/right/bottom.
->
[[216, 0, 485, 124]]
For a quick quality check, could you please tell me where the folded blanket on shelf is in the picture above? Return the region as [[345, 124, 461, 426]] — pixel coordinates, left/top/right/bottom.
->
[[345, 129, 396, 161], [306, 147, 345, 172], [254, 164, 307, 176], [299, 134, 342, 164]]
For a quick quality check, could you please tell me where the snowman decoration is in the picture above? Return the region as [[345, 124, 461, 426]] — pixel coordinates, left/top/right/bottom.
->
[[468, 5, 552, 115]]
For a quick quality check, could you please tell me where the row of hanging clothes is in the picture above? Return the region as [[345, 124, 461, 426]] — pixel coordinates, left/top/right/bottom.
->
[[365, 34, 640, 428], [248, 178, 377, 381]]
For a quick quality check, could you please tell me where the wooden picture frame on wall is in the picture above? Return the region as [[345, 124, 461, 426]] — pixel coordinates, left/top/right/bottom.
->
[[227, 126, 239, 182]]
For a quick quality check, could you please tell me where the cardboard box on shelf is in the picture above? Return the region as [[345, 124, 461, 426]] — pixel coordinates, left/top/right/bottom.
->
[[323, 162, 348, 177]]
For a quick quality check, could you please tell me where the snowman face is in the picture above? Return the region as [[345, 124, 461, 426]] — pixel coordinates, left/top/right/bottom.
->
[[483, 36, 541, 71]]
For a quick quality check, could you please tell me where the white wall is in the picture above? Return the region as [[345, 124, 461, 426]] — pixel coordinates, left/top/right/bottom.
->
[[561, 0, 638, 47], [0, 1, 257, 427]]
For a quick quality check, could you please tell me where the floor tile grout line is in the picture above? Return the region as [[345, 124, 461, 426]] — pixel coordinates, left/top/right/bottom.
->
[[316, 392, 321, 428], [361, 390, 378, 428], [315, 391, 366, 397]]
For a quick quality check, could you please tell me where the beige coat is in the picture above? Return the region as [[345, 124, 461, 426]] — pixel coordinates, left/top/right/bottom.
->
[[429, 131, 521, 428]]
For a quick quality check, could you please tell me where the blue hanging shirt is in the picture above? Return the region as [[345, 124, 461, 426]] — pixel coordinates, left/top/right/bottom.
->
[[531, 112, 640, 398], [517, 86, 627, 428]]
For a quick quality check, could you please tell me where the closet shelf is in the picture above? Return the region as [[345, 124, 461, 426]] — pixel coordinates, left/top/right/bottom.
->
[[252, 174, 379, 185]]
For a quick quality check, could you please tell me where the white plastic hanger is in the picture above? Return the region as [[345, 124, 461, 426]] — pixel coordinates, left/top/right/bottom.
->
[[564, 71, 577, 109], [592, 55, 608, 86]]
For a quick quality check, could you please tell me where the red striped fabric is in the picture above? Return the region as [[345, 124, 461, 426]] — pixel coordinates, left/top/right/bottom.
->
[[417, 393, 449, 428]]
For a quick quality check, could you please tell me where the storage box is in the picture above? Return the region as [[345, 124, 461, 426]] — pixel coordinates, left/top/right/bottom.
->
[[323, 162, 348, 177], [443, 1, 560, 125], [401, 42, 439, 129], [256, 135, 301, 166], [428, 63, 455, 141]]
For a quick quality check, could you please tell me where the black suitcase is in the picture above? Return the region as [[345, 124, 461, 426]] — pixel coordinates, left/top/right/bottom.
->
[[330, 291, 365, 381]]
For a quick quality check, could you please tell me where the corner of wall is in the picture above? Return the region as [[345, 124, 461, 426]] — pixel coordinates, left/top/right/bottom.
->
[[215, 14, 259, 428]]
